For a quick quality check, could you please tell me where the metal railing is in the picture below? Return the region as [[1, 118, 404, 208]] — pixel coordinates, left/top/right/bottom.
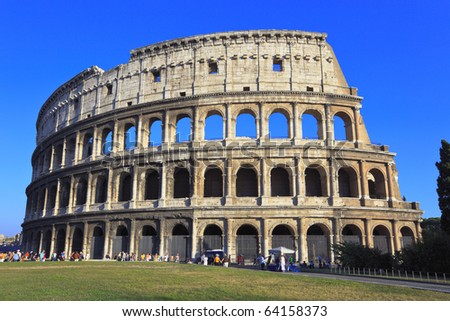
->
[[328, 266, 449, 285]]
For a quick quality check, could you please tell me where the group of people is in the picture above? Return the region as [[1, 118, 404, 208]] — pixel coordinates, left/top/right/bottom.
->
[[0, 250, 90, 263], [113, 252, 185, 263], [199, 253, 230, 267]]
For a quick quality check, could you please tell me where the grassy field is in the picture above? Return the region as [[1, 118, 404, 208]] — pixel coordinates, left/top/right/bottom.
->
[[0, 261, 449, 301]]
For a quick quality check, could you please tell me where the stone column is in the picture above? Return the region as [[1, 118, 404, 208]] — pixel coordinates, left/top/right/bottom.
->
[[353, 105, 361, 146], [225, 103, 232, 144], [48, 145, 55, 172], [191, 218, 198, 258], [333, 217, 342, 246], [49, 225, 56, 256], [106, 167, 114, 210], [86, 172, 92, 210], [224, 158, 233, 205], [103, 220, 111, 259], [64, 223, 71, 256], [113, 121, 119, 154], [260, 158, 268, 205], [82, 221, 89, 256], [225, 218, 234, 262], [74, 131, 81, 164], [159, 218, 166, 256], [91, 126, 98, 159], [385, 162, 395, 203], [258, 102, 265, 144], [136, 114, 143, 151], [61, 137, 67, 168], [262, 218, 269, 257], [129, 219, 136, 255], [159, 163, 166, 207], [292, 103, 301, 144], [38, 230, 44, 253], [297, 217, 307, 262], [162, 110, 170, 150], [131, 166, 139, 208], [53, 179, 61, 216], [359, 160, 368, 202], [391, 220, 401, 252], [364, 219, 372, 248], [324, 104, 333, 146]]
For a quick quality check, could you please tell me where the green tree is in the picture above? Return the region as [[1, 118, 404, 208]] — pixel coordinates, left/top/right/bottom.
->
[[436, 139, 450, 235]]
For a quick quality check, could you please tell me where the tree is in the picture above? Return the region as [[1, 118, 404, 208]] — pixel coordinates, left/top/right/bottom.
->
[[436, 139, 450, 235]]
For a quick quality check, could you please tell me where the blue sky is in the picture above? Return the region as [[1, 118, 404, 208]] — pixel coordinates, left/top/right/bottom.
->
[[0, 0, 449, 236]]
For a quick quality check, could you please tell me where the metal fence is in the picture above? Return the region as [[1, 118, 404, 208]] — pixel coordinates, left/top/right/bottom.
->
[[329, 266, 449, 285]]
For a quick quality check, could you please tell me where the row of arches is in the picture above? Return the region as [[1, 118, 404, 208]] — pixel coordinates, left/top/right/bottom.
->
[[27, 164, 388, 215], [24, 223, 416, 262], [33, 107, 356, 176]]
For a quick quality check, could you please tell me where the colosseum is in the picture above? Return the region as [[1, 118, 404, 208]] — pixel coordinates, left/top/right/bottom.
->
[[22, 30, 422, 263]]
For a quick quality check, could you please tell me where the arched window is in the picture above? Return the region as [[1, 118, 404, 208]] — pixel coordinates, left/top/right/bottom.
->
[[53, 144, 63, 169], [236, 167, 258, 197], [236, 224, 258, 262], [203, 224, 223, 250], [368, 169, 386, 199], [333, 112, 353, 141], [176, 116, 191, 142], [65, 138, 76, 165], [174, 168, 190, 198], [75, 178, 87, 205], [373, 225, 391, 254], [91, 226, 104, 259], [205, 113, 223, 140], [102, 129, 113, 155], [95, 176, 107, 203], [124, 124, 136, 150], [236, 112, 256, 139], [60, 181, 71, 208], [338, 167, 359, 198], [47, 185, 57, 209], [149, 119, 162, 146], [270, 167, 291, 196], [400, 227, 415, 249], [272, 225, 295, 249], [307, 224, 330, 263], [305, 167, 325, 197], [204, 167, 223, 197], [302, 110, 322, 139], [118, 173, 132, 202], [170, 224, 190, 260], [82, 134, 93, 159], [269, 112, 289, 139], [145, 170, 160, 200], [342, 224, 362, 244]]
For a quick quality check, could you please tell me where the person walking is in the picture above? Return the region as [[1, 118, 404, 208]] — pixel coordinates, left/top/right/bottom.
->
[[280, 253, 286, 272]]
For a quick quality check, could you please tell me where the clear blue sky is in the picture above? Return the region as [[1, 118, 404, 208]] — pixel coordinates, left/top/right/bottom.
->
[[1, 0, 449, 236]]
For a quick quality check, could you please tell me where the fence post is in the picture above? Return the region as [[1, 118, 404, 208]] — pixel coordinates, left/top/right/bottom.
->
[[419, 271, 422, 281], [435, 273, 438, 283], [358, 267, 360, 275], [444, 273, 447, 283], [427, 272, 430, 282], [405, 271, 408, 280], [398, 270, 401, 278], [412, 271, 415, 280]]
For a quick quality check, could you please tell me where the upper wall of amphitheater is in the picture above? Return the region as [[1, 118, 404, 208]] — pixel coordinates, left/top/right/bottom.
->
[[35, 30, 357, 143]]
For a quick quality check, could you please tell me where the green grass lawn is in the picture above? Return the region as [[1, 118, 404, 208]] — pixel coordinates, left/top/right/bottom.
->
[[0, 261, 448, 301]]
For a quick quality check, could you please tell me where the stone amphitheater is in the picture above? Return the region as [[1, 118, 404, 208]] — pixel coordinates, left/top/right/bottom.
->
[[22, 30, 422, 263]]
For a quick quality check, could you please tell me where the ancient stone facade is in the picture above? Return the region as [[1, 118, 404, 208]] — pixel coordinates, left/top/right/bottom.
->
[[22, 30, 422, 263]]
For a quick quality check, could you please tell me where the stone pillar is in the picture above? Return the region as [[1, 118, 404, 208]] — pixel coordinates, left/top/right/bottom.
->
[[42, 187, 48, 218], [81, 221, 89, 257], [333, 217, 342, 246], [64, 223, 71, 256], [262, 218, 269, 257], [105, 167, 113, 210], [225, 103, 232, 144], [91, 126, 98, 159], [292, 103, 301, 144], [391, 220, 401, 252], [191, 218, 198, 258], [136, 114, 143, 151], [38, 230, 44, 253], [131, 166, 139, 208], [258, 102, 265, 144], [48, 145, 55, 172], [224, 158, 233, 205], [353, 105, 361, 146], [159, 164, 166, 207], [385, 162, 395, 203], [103, 220, 111, 259], [49, 225, 56, 256], [225, 218, 234, 262], [112, 121, 119, 154], [159, 218, 166, 256], [129, 219, 136, 255], [53, 179, 61, 216], [415, 220, 422, 242], [162, 110, 170, 149], [298, 217, 307, 262], [324, 104, 333, 146], [86, 172, 92, 210], [364, 219, 372, 248], [61, 137, 67, 168], [260, 158, 268, 204], [359, 160, 368, 202], [74, 130, 81, 164]]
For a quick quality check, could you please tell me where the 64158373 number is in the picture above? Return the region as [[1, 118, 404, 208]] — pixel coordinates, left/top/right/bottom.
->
[[264, 305, 327, 317]]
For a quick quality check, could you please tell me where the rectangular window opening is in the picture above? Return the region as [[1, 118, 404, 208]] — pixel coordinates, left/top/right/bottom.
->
[[306, 86, 314, 92], [180, 92, 186, 97], [106, 84, 113, 95], [127, 101, 132, 106], [152, 70, 161, 82], [209, 62, 218, 74], [273, 59, 283, 72], [243, 86, 250, 92]]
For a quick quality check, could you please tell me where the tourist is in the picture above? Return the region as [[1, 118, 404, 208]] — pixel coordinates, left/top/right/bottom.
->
[[213, 254, 221, 266], [222, 254, 229, 268], [39, 250, 46, 262], [175, 253, 180, 263], [203, 254, 208, 266], [256, 253, 266, 270], [279, 253, 286, 272]]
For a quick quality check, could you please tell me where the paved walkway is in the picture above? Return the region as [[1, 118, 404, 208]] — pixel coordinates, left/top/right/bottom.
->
[[236, 265, 450, 294]]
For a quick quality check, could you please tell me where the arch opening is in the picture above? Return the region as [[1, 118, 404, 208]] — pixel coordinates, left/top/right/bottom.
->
[[204, 167, 223, 197], [236, 224, 258, 263], [236, 167, 258, 197]]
